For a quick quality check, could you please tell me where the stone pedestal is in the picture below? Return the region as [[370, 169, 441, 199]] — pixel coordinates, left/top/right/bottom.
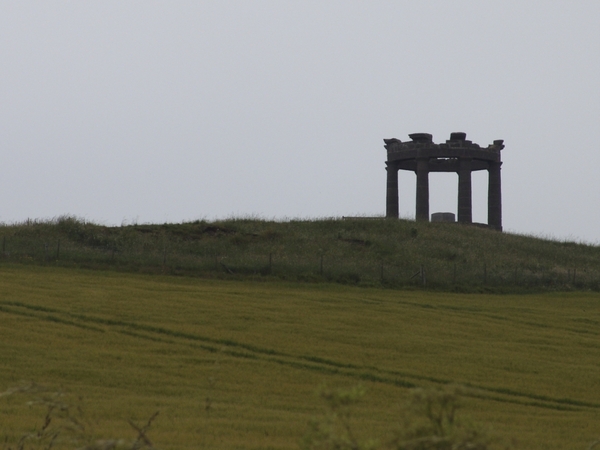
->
[[431, 212, 456, 222]]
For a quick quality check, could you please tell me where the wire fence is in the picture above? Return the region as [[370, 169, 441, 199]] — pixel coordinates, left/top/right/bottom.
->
[[2, 235, 599, 291]]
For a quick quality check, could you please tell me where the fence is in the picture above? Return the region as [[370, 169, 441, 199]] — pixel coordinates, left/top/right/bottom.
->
[[1, 234, 598, 291]]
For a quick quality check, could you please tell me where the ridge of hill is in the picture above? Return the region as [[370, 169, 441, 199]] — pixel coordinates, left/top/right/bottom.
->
[[1, 216, 599, 292]]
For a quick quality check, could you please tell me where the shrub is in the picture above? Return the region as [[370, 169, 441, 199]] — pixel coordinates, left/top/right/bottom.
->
[[303, 385, 510, 450]]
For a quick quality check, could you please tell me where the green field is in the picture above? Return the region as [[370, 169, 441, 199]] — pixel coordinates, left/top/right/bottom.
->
[[1, 265, 600, 449]]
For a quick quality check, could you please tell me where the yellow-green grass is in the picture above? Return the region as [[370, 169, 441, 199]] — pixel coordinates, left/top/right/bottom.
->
[[0, 265, 599, 449]]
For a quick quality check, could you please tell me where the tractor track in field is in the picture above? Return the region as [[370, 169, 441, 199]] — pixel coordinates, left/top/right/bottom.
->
[[1, 299, 598, 413], [388, 298, 600, 338]]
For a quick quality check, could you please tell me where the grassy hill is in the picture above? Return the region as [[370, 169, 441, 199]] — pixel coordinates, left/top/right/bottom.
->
[[1, 266, 600, 449], [1, 216, 599, 291]]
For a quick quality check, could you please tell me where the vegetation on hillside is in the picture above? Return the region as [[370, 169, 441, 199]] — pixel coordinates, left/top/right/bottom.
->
[[1, 215, 599, 292]]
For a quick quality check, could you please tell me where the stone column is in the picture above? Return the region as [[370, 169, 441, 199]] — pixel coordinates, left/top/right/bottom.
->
[[457, 158, 473, 224], [385, 162, 399, 218], [488, 162, 502, 231], [416, 158, 429, 222]]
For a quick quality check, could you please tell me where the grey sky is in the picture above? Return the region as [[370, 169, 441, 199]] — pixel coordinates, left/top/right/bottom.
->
[[1, 2, 599, 242]]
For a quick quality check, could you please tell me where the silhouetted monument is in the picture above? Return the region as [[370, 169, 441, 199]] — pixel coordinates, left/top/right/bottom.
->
[[384, 132, 504, 231]]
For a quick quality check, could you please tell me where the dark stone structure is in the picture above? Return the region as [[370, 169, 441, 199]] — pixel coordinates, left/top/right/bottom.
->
[[384, 132, 504, 231], [431, 212, 455, 223]]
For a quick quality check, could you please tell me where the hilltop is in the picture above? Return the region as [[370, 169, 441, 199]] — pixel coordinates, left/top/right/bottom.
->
[[1, 216, 599, 292]]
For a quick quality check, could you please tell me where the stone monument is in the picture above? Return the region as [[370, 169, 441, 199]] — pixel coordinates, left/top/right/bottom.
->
[[384, 132, 504, 231]]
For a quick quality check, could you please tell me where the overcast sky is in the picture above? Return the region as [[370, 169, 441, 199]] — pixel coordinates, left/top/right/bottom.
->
[[1, 1, 599, 242]]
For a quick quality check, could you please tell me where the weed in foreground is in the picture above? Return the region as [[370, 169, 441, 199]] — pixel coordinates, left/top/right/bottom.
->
[[3, 382, 600, 449], [0, 383, 158, 450], [390, 386, 504, 450], [302, 385, 378, 450], [302, 385, 512, 450]]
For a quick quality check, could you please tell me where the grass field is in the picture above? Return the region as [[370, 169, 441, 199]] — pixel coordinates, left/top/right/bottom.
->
[[1, 265, 600, 449]]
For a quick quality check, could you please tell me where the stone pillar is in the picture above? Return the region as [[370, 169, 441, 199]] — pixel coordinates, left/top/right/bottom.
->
[[457, 158, 473, 224], [385, 162, 399, 218], [416, 158, 429, 222], [488, 162, 502, 231]]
